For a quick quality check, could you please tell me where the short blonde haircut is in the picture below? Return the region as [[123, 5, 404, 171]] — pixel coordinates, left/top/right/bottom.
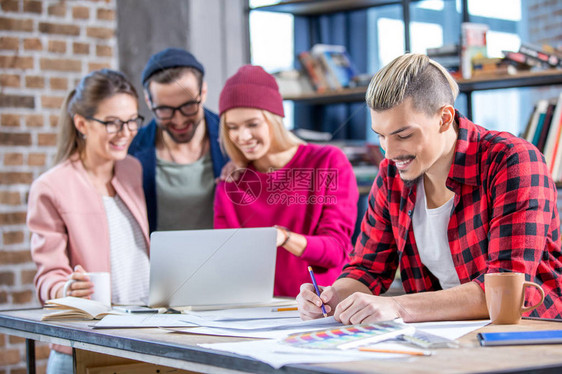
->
[[366, 53, 459, 116], [219, 110, 304, 166]]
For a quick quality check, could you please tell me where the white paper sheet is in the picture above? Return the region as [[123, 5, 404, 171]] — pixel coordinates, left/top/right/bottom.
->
[[93, 314, 197, 329], [182, 306, 299, 321], [164, 322, 342, 339], [176, 297, 296, 311], [411, 319, 490, 340], [196, 319, 489, 369], [199, 339, 408, 369], [178, 314, 339, 331]]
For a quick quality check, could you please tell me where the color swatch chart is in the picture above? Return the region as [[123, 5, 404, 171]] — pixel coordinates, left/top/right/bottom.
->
[[282, 320, 414, 350]]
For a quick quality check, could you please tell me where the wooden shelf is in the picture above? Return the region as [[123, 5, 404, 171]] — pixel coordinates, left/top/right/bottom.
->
[[283, 86, 367, 104], [251, 0, 404, 16], [282, 70, 562, 104], [457, 69, 562, 92]]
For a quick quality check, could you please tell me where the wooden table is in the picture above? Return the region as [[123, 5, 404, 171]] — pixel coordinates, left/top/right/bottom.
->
[[1, 308, 562, 374]]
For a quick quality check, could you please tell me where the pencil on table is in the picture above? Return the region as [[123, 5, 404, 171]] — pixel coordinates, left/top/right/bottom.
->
[[272, 307, 299, 312], [358, 347, 431, 356]]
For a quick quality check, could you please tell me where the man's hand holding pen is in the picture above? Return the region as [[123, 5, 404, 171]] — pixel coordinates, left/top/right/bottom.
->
[[297, 283, 340, 320]]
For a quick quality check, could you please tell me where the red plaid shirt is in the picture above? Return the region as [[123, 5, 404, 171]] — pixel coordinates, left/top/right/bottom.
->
[[341, 111, 562, 319]]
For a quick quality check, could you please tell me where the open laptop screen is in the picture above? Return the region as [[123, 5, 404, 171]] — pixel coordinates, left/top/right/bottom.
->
[[148, 227, 277, 308]]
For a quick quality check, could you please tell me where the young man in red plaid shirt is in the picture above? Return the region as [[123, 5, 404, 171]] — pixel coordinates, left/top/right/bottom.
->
[[297, 53, 562, 322]]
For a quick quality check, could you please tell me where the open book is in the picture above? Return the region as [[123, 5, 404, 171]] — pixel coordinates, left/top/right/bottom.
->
[[41, 296, 123, 321]]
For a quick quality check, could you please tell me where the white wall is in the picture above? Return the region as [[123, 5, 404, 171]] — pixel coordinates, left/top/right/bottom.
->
[[116, 0, 250, 116]]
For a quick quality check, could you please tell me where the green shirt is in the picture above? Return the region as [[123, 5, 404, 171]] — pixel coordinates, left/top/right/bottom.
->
[[155, 151, 215, 231]]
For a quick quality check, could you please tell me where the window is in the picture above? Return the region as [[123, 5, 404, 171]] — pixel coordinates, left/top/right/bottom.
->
[[368, 0, 528, 136], [249, 0, 295, 128]]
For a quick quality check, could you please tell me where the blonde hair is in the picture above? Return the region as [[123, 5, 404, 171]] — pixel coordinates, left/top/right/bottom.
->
[[219, 110, 304, 166], [366, 53, 459, 116], [55, 69, 138, 164]]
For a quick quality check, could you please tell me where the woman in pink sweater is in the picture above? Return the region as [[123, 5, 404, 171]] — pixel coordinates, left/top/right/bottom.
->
[[27, 69, 149, 374], [215, 65, 358, 297]]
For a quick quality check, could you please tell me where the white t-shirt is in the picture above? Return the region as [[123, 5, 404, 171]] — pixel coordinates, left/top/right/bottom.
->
[[412, 178, 460, 290], [103, 195, 150, 305]]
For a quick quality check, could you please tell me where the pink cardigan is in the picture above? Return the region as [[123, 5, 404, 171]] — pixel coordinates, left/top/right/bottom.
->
[[27, 156, 149, 305]]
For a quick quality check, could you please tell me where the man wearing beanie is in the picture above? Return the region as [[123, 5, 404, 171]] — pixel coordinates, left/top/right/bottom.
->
[[129, 48, 228, 232]]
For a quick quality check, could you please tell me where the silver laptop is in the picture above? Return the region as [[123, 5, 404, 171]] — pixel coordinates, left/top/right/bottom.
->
[[148, 227, 277, 308]]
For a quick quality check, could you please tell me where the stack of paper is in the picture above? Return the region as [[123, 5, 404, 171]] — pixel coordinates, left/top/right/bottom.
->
[[196, 320, 490, 369]]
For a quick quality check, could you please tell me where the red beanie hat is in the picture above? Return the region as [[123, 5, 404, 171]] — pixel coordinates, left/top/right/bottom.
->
[[219, 65, 284, 117]]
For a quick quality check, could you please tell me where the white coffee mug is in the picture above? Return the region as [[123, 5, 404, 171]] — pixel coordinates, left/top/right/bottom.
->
[[86, 272, 111, 307], [64, 271, 111, 307]]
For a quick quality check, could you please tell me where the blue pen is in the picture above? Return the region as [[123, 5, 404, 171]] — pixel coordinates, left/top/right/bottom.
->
[[307, 266, 328, 318]]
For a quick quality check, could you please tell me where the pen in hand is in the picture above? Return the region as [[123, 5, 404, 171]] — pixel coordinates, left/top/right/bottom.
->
[[307, 266, 328, 318]]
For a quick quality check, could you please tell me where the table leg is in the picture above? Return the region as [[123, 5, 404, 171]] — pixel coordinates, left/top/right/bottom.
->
[[25, 339, 36, 374]]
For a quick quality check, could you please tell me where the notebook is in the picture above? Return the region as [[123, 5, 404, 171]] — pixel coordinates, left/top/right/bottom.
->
[[478, 330, 562, 346], [148, 227, 277, 308]]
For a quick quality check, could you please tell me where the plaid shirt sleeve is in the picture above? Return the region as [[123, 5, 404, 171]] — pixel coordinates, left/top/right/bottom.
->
[[340, 162, 400, 295], [460, 129, 562, 318], [473, 136, 560, 288]]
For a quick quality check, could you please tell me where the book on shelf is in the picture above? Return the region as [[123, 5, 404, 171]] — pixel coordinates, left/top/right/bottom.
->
[[502, 50, 543, 69], [543, 93, 562, 175], [537, 103, 556, 152], [298, 44, 361, 92], [522, 94, 562, 183], [471, 57, 520, 78], [311, 44, 358, 89], [531, 102, 550, 148], [548, 95, 562, 181], [461, 23, 489, 79], [519, 42, 562, 69], [326, 140, 384, 168], [426, 44, 460, 57], [524, 99, 549, 145], [543, 44, 562, 61], [430, 55, 460, 69], [297, 51, 329, 93], [273, 69, 314, 97], [521, 103, 537, 140], [41, 296, 123, 321], [310, 44, 343, 90], [292, 128, 333, 142]]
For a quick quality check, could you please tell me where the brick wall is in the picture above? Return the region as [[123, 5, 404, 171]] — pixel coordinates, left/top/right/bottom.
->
[[0, 0, 117, 372], [528, 0, 562, 47]]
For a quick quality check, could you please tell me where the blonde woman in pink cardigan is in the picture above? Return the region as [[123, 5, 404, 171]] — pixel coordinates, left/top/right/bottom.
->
[[27, 69, 149, 374]]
